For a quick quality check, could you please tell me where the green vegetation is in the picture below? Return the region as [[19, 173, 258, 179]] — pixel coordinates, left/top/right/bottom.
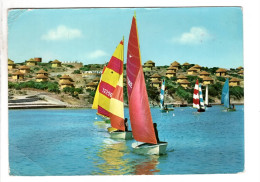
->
[[72, 69, 81, 74], [8, 81, 60, 93], [230, 86, 244, 99], [216, 76, 226, 82]]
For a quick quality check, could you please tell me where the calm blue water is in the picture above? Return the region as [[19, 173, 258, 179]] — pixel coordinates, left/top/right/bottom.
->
[[9, 105, 244, 175]]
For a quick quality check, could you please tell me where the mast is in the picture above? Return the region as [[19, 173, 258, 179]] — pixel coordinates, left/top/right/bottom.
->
[[160, 79, 165, 109], [127, 14, 157, 144], [205, 84, 209, 105], [198, 83, 205, 109]]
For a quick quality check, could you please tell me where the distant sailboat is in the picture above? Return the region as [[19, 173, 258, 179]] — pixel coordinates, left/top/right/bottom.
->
[[126, 13, 167, 155], [193, 80, 205, 112], [221, 78, 236, 111], [204, 84, 212, 107], [92, 39, 133, 139], [160, 79, 174, 113]]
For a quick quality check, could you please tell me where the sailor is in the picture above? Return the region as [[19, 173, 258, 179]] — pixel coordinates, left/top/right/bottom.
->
[[153, 123, 160, 143], [124, 118, 129, 131]]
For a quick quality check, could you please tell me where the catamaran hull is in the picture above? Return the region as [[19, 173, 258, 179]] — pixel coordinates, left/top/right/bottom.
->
[[132, 142, 168, 155], [197, 108, 205, 112], [109, 131, 133, 140], [205, 104, 212, 107]]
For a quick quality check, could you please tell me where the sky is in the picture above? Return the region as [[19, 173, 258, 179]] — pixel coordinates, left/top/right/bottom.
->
[[8, 7, 243, 69]]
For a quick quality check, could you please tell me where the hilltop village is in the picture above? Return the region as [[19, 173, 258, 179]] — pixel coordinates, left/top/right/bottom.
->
[[8, 58, 244, 108]]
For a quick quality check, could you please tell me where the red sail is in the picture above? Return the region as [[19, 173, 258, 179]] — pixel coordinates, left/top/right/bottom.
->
[[127, 15, 157, 144]]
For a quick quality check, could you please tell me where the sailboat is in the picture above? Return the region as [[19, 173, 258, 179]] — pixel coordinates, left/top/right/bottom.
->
[[193, 80, 205, 112], [160, 79, 174, 112], [92, 38, 133, 139], [126, 13, 167, 155], [221, 78, 236, 111], [204, 84, 212, 107]]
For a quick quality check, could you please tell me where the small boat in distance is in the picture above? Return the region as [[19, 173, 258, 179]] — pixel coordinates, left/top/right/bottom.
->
[[160, 79, 174, 113], [193, 80, 205, 112], [92, 38, 133, 139], [221, 78, 236, 112], [126, 13, 167, 155], [205, 84, 212, 107]]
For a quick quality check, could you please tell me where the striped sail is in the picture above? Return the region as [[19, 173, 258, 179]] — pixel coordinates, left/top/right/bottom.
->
[[199, 83, 205, 108], [193, 80, 200, 109], [109, 64, 125, 131], [127, 14, 157, 144], [92, 40, 124, 118], [160, 79, 165, 109], [92, 66, 106, 109], [221, 78, 230, 108]]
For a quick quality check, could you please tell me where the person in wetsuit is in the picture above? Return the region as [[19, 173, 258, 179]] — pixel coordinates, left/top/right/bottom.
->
[[153, 123, 160, 143]]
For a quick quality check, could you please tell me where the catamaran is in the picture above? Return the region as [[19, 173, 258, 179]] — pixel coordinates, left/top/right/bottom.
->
[[126, 13, 167, 155], [92, 38, 133, 139], [160, 79, 174, 113], [221, 78, 236, 111], [193, 80, 206, 112]]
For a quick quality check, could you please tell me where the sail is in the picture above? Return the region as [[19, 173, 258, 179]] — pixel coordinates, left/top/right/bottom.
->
[[109, 69, 125, 131], [126, 14, 157, 144], [93, 40, 124, 117], [198, 83, 205, 108], [160, 79, 165, 109], [221, 78, 230, 108], [193, 80, 200, 109], [205, 84, 209, 105]]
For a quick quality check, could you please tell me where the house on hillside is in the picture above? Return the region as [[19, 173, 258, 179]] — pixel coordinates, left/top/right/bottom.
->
[[36, 74, 48, 82], [86, 82, 98, 90], [150, 79, 161, 88], [12, 70, 24, 80], [170, 61, 180, 70], [60, 80, 74, 89], [202, 76, 214, 85], [177, 75, 188, 83], [8, 59, 16, 70], [216, 68, 227, 77], [26, 58, 37, 66], [179, 79, 190, 88], [187, 67, 198, 75], [199, 71, 210, 78], [229, 77, 240, 86], [165, 70, 176, 78], [193, 64, 202, 72], [182, 62, 190, 66], [150, 73, 161, 82], [36, 69, 48, 77], [143, 60, 155, 71], [238, 70, 243, 76], [19, 65, 30, 74], [51, 59, 62, 68], [34, 57, 42, 63]]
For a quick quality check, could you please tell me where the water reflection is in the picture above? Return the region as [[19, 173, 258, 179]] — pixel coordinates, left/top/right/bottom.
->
[[133, 155, 160, 175], [92, 140, 132, 175]]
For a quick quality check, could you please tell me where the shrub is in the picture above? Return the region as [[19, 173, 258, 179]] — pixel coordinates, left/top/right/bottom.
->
[[230, 86, 244, 99], [72, 69, 81, 74]]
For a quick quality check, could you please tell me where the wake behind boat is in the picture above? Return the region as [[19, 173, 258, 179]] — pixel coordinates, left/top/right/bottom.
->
[[126, 13, 167, 155]]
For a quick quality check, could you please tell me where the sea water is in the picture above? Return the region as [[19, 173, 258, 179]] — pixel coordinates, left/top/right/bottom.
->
[[9, 105, 244, 175]]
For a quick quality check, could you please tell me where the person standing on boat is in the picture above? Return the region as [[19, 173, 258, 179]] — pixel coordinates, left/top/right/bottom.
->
[[153, 123, 160, 143], [124, 118, 129, 131]]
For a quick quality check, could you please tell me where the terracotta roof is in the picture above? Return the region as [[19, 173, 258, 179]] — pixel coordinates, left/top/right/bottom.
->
[[177, 75, 188, 79], [203, 76, 214, 81], [86, 82, 98, 86], [36, 75, 48, 79], [8, 59, 14, 64], [60, 80, 74, 85], [145, 60, 155, 64], [150, 73, 161, 78], [12, 70, 24, 75], [19, 65, 30, 70], [37, 69, 48, 74], [52, 59, 61, 64], [166, 70, 176, 74], [230, 77, 240, 82], [216, 68, 227, 72], [60, 74, 72, 79], [182, 62, 190, 66], [199, 71, 210, 75], [179, 79, 190, 84]]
